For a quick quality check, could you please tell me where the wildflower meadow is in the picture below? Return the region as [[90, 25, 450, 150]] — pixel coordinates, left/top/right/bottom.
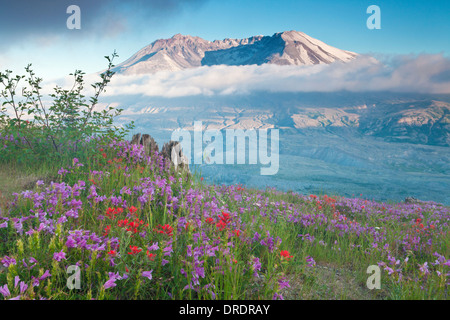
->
[[0, 138, 449, 300]]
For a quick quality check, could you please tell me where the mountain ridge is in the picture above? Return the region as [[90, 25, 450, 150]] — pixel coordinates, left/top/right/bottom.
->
[[112, 31, 358, 74]]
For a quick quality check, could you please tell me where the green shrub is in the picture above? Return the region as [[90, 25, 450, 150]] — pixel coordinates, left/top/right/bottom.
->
[[0, 51, 133, 165]]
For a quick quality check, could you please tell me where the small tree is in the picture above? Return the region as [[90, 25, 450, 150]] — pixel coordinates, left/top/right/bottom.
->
[[0, 51, 133, 163]]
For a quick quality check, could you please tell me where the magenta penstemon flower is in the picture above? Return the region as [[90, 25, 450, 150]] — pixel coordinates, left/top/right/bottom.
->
[[147, 242, 159, 251], [250, 257, 262, 278], [418, 262, 430, 276], [72, 158, 83, 168], [19, 281, 28, 294], [65, 237, 77, 248], [0, 284, 10, 298], [163, 245, 173, 256], [39, 270, 51, 281], [1, 256, 16, 267], [278, 278, 290, 290], [161, 259, 169, 266], [384, 266, 395, 275], [272, 292, 284, 300], [14, 276, 20, 288], [306, 256, 316, 267], [31, 277, 40, 287], [108, 272, 123, 281], [103, 279, 117, 290], [53, 249, 67, 262], [141, 270, 153, 280]]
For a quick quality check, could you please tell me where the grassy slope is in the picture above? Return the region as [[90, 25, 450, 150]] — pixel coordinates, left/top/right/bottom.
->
[[0, 140, 448, 300], [0, 163, 54, 206], [0, 165, 376, 300]]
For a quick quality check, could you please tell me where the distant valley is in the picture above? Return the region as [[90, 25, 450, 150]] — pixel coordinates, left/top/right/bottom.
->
[[100, 31, 449, 204], [114, 92, 450, 147]]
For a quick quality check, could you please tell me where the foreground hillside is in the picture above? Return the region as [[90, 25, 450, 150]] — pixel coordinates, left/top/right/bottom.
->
[[0, 138, 449, 300]]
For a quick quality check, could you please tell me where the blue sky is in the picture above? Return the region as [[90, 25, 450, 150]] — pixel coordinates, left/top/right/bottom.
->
[[1, 0, 449, 79]]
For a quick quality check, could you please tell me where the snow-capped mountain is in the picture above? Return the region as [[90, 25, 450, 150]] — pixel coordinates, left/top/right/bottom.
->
[[112, 31, 357, 74]]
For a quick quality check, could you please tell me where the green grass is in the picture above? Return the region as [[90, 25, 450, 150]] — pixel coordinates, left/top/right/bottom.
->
[[0, 162, 54, 206]]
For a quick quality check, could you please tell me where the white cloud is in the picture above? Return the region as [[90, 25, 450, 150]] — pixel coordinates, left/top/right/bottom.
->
[[40, 53, 450, 99], [0, 54, 10, 70]]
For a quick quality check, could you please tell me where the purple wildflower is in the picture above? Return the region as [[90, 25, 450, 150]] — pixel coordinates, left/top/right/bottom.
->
[[53, 249, 67, 262], [1, 256, 16, 267], [306, 256, 316, 267], [278, 278, 290, 290], [0, 284, 10, 298], [141, 270, 153, 280], [273, 292, 284, 300], [103, 279, 117, 290], [40, 270, 51, 281]]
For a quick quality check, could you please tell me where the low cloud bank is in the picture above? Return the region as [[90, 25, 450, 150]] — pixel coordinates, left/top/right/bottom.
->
[[42, 54, 450, 98]]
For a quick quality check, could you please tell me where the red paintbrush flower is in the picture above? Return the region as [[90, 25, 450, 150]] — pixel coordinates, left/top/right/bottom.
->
[[103, 225, 111, 236], [118, 219, 129, 227], [219, 211, 231, 224], [128, 245, 142, 255], [128, 206, 138, 215], [146, 250, 156, 261], [154, 224, 173, 237], [216, 220, 227, 231], [280, 250, 293, 261]]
